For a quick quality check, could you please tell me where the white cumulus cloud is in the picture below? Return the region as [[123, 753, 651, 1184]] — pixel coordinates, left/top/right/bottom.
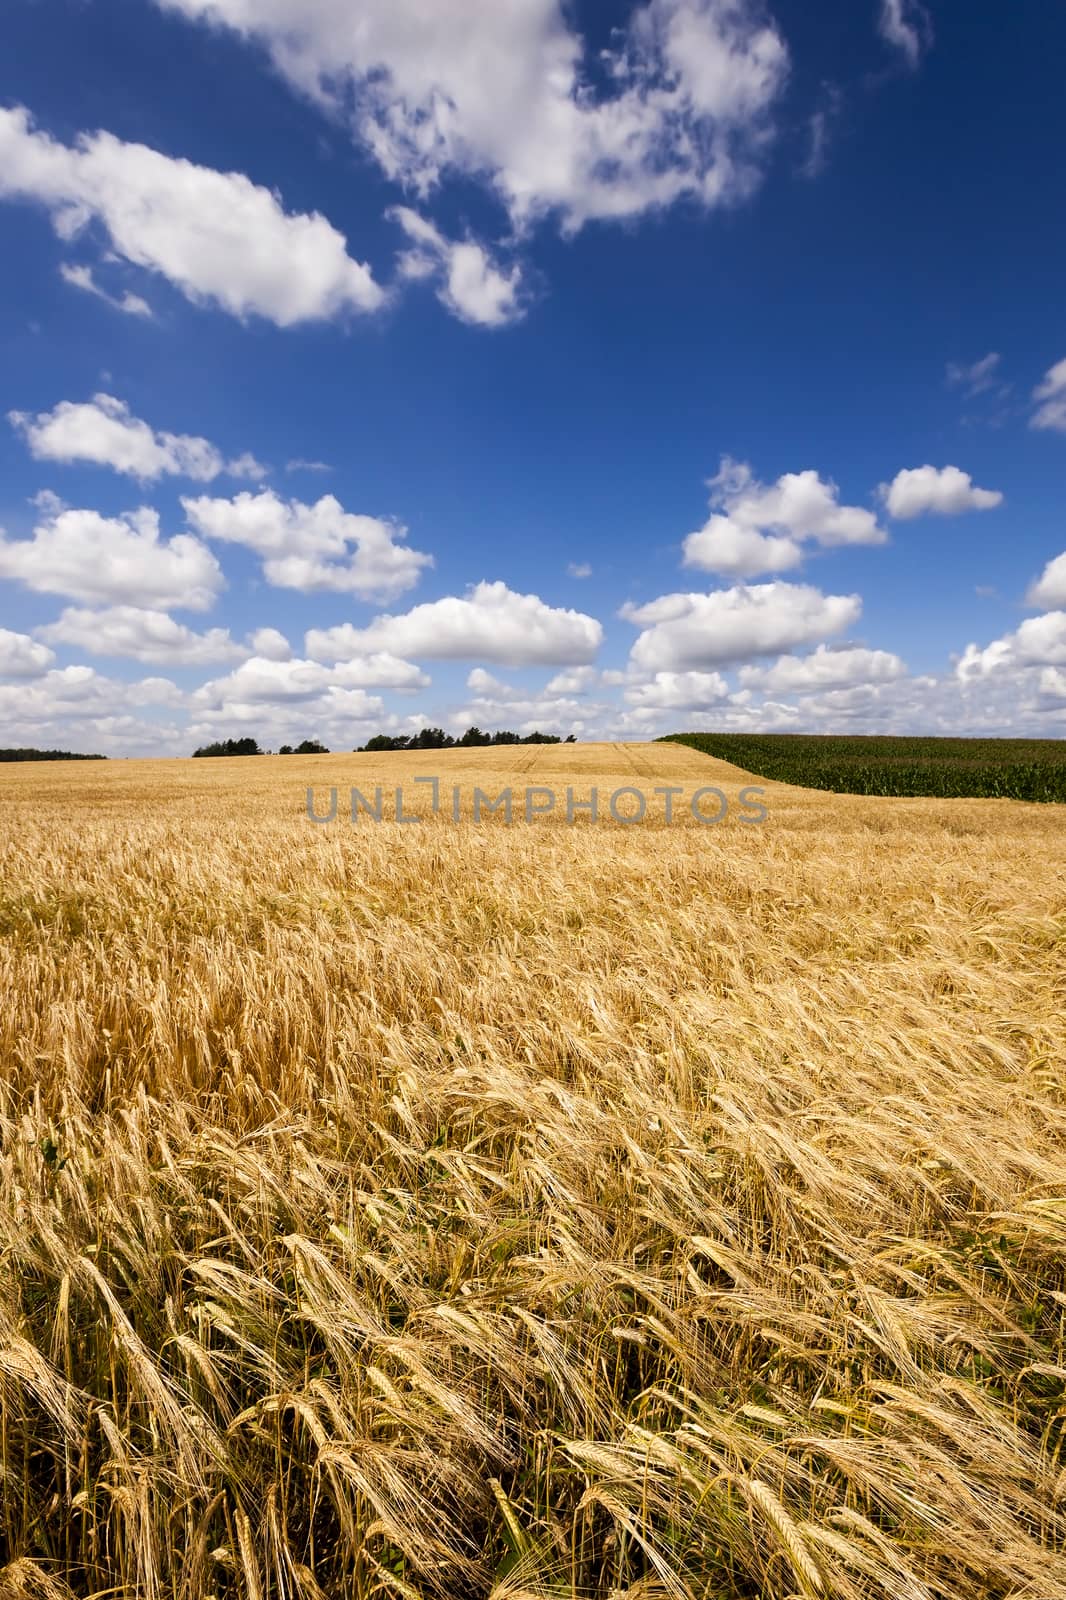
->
[[624, 670, 730, 708], [623, 580, 862, 670], [0, 666, 189, 756], [0, 505, 223, 611], [880, 465, 1003, 519], [684, 516, 804, 578], [248, 627, 294, 662], [38, 606, 247, 665], [9, 394, 267, 483], [447, 688, 594, 738], [957, 613, 1066, 678], [153, 0, 789, 233], [466, 667, 511, 695], [683, 457, 885, 578], [392, 209, 525, 327], [0, 105, 384, 326], [738, 643, 906, 693], [306, 580, 603, 666], [0, 627, 56, 679], [194, 653, 429, 708], [182, 490, 432, 600], [1027, 551, 1066, 610], [185, 654, 436, 752], [545, 665, 606, 694]]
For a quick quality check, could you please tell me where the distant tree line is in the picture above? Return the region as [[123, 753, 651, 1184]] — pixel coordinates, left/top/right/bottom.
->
[[193, 738, 263, 757], [357, 727, 577, 752], [0, 747, 106, 762], [193, 738, 331, 757], [191, 729, 577, 757]]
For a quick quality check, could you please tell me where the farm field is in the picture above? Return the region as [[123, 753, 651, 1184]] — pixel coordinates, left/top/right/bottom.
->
[[1, 741, 1065, 1600], [662, 732, 1066, 802]]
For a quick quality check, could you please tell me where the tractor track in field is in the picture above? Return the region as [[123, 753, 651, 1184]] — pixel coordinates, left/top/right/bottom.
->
[[619, 743, 661, 782]]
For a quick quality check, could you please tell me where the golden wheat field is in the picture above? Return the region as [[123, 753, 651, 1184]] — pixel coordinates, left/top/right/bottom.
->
[[1, 741, 1065, 1600]]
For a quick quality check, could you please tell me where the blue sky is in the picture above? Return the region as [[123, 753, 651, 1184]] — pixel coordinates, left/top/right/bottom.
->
[[0, 0, 1064, 753]]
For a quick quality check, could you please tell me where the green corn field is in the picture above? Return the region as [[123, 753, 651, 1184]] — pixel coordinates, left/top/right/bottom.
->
[[661, 733, 1066, 803]]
